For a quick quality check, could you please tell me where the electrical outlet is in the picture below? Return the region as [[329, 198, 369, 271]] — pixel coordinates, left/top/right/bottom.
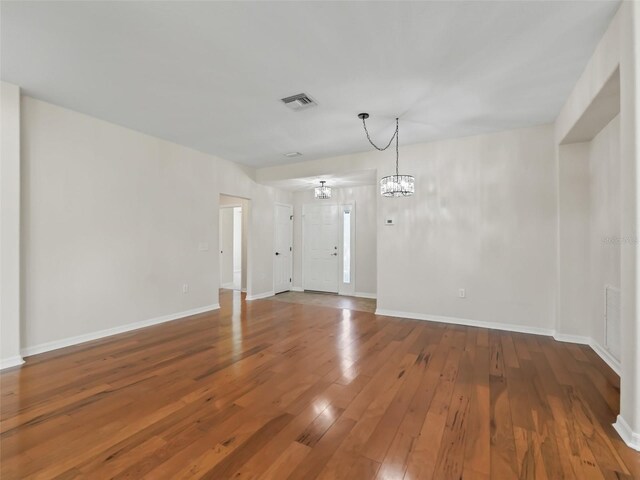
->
[[183, 284, 189, 294], [458, 288, 466, 298]]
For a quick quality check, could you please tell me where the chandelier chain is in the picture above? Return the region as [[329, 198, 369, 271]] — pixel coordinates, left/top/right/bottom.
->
[[395, 117, 399, 176], [361, 117, 400, 176], [361, 116, 399, 152]]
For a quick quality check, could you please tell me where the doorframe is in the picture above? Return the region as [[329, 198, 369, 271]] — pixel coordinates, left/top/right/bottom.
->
[[219, 194, 251, 297], [219, 204, 243, 290], [273, 202, 293, 294]]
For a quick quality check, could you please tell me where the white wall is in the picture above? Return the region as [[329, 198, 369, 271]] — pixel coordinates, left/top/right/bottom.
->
[[0, 82, 23, 368], [620, 4, 640, 447], [557, 116, 621, 346], [353, 186, 377, 296], [555, 1, 639, 449], [292, 185, 377, 296], [261, 124, 557, 332], [589, 115, 621, 347], [376, 125, 557, 332], [557, 142, 591, 337], [20, 96, 290, 353]]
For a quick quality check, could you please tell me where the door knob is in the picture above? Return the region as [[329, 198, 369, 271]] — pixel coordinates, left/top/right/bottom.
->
[[275, 252, 280, 256], [331, 253, 338, 256]]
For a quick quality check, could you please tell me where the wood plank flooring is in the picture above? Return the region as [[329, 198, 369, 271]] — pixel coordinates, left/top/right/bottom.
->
[[1, 290, 638, 479]]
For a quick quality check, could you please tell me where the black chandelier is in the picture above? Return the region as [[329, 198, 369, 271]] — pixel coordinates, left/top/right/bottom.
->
[[358, 113, 415, 197]]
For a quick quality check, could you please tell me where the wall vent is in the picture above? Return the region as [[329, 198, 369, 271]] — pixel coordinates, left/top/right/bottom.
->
[[604, 285, 621, 362], [281, 93, 317, 111]]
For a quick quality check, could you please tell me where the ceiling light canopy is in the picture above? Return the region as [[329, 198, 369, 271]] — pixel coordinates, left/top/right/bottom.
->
[[314, 180, 331, 199], [358, 113, 415, 197]]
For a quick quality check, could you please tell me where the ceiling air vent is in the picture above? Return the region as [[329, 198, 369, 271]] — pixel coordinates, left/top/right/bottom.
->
[[281, 93, 317, 111]]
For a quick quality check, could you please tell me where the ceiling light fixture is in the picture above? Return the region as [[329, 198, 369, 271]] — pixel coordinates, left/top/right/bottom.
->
[[314, 180, 331, 199], [283, 151, 302, 158], [358, 113, 415, 197]]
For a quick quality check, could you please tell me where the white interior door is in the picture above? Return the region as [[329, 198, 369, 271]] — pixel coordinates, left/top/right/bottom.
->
[[274, 204, 292, 294], [219, 208, 234, 288], [304, 204, 339, 293]]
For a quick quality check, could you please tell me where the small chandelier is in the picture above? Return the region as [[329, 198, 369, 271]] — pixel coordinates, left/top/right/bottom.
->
[[358, 113, 415, 197], [314, 180, 331, 199]]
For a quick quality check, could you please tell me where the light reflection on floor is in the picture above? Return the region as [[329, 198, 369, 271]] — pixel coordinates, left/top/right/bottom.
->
[[339, 309, 358, 382], [220, 288, 369, 386]]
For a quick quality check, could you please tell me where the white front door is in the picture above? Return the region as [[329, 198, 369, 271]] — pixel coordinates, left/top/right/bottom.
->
[[304, 204, 339, 293], [274, 204, 292, 294], [219, 207, 234, 288]]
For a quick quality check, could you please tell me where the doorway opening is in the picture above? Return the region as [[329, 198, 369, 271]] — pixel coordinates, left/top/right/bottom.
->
[[219, 194, 248, 292], [558, 68, 621, 372]]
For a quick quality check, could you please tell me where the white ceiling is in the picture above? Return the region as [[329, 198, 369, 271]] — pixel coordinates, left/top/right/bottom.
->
[[263, 170, 377, 192], [1, 1, 620, 167]]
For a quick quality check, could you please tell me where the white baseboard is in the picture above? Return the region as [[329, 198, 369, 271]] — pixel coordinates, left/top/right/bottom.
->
[[221, 282, 235, 289], [245, 291, 274, 301], [613, 415, 640, 451], [291, 287, 304, 292], [376, 309, 623, 376], [354, 292, 377, 299], [374, 308, 555, 337], [589, 341, 621, 375], [0, 355, 25, 370], [553, 334, 621, 375], [21, 304, 220, 358], [553, 333, 591, 344]]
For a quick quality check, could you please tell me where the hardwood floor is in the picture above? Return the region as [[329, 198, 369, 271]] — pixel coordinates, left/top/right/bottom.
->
[[1, 290, 638, 479]]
